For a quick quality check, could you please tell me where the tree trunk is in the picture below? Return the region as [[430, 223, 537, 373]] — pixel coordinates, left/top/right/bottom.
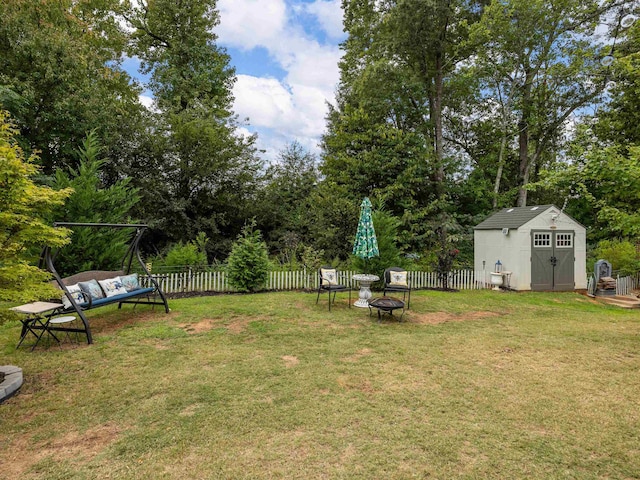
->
[[517, 74, 532, 207], [492, 132, 508, 209], [434, 55, 445, 191]]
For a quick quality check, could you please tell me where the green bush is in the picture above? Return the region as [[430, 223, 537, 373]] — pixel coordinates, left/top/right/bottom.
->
[[226, 223, 271, 292], [163, 232, 209, 270], [589, 239, 640, 277]]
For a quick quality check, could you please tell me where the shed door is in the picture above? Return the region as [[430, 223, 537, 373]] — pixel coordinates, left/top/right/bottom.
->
[[531, 230, 575, 291]]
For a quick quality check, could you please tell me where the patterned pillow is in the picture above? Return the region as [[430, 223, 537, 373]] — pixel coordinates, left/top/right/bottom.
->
[[62, 284, 86, 309], [119, 273, 140, 292], [98, 277, 128, 298], [78, 279, 106, 300], [389, 271, 408, 287], [320, 268, 338, 286]]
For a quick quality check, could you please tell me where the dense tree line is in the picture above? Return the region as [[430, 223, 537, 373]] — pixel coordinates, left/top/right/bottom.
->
[[1, 0, 638, 277], [323, 0, 639, 268]]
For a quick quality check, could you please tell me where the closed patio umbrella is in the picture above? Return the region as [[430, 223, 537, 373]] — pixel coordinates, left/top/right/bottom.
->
[[353, 197, 379, 263]]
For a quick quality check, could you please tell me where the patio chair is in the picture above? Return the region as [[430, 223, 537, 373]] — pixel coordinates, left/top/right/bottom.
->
[[316, 266, 351, 311], [383, 267, 411, 309]]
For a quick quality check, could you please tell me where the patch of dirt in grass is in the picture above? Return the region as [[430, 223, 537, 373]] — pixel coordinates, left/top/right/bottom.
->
[[92, 310, 178, 334], [281, 355, 299, 367], [179, 404, 202, 417], [4, 423, 121, 477], [178, 316, 255, 334], [336, 375, 377, 394], [227, 318, 253, 334], [343, 348, 373, 363], [179, 318, 221, 334], [411, 310, 501, 325], [19, 371, 55, 396]]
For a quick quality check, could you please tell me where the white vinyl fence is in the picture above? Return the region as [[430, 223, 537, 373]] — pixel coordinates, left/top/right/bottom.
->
[[147, 268, 492, 294]]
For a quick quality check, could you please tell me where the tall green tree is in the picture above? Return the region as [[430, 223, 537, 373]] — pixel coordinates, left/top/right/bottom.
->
[[471, 0, 625, 206], [256, 142, 319, 262], [0, 111, 72, 306], [123, 0, 263, 256], [538, 144, 640, 242], [323, 0, 483, 263], [51, 131, 140, 276], [0, 0, 145, 174], [596, 10, 640, 145]]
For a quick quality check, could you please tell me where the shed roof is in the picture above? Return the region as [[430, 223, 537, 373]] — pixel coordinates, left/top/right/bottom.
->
[[474, 205, 557, 230]]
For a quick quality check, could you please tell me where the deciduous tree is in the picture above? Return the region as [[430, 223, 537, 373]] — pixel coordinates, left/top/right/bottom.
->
[[0, 112, 71, 306], [0, 0, 145, 174], [122, 0, 263, 255]]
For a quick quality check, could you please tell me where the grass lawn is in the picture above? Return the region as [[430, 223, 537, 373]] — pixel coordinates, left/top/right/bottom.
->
[[1, 289, 639, 479]]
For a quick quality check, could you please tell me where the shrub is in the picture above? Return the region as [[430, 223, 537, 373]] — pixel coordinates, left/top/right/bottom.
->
[[0, 111, 72, 308], [589, 239, 640, 277], [226, 223, 270, 292], [163, 232, 209, 270]]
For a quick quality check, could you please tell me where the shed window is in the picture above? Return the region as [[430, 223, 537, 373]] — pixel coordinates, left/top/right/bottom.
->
[[556, 233, 573, 248], [533, 233, 551, 247]]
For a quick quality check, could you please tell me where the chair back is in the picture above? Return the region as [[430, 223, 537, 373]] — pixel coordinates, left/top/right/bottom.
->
[[319, 266, 339, 287], [384, 267, 404, 284]]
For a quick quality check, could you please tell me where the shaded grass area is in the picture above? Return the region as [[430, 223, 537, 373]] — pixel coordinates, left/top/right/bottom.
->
[[1, 290, 639, 479]]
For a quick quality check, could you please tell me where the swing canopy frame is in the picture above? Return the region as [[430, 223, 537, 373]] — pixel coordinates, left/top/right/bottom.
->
[[40, 223, 170, 344]]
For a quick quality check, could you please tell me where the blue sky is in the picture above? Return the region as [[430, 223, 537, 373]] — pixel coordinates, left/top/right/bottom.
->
[[134, 0, 346, 162]]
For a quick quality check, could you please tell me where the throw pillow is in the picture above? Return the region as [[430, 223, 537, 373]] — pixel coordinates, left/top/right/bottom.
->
[[78, 279, 106, 300], [119, 273, 140, 292], [62, 284, 86, 309], [99, 277, 128, 298], [389, 271, 408, 287], [320, 268, 338, 286]]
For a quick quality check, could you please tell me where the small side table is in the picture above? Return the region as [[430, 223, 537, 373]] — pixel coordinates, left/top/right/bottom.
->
[[47, 316, 78, 347], [10, 301, 64, 350], [352, 274, 379, 308]]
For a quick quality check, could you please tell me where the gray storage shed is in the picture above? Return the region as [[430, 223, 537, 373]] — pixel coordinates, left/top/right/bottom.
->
[[474, 205, 587, 291]]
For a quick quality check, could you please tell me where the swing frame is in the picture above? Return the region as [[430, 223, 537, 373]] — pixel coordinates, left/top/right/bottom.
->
[[40, 223, 170, 344]]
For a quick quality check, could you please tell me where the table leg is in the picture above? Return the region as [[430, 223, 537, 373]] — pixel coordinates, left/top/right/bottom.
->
[[17, 316, 49, 350], [354, 280, 374, 308]]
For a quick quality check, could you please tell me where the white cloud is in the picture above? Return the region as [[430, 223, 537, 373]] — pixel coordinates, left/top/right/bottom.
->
[[275, 35, 342, 90], [218, 0, 344, 162], [303, 0, 345, 40], [234, 75, 296, 128], [216, 0, 287, 50], [139, 94, 157, 111]]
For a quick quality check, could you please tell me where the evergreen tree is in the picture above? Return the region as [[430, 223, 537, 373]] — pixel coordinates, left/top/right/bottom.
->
[[226, 222, 270, 293], [51, 131, 140, 276], [256, 141, 319, 262]]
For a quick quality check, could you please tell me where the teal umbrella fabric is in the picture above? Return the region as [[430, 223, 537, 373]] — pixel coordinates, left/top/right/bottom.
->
[[353, 197, 379, 259]]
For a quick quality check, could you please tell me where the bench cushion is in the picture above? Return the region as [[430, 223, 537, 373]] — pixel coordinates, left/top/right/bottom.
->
[[86, 287, 155, 308], [78, 279, 106, 300]]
